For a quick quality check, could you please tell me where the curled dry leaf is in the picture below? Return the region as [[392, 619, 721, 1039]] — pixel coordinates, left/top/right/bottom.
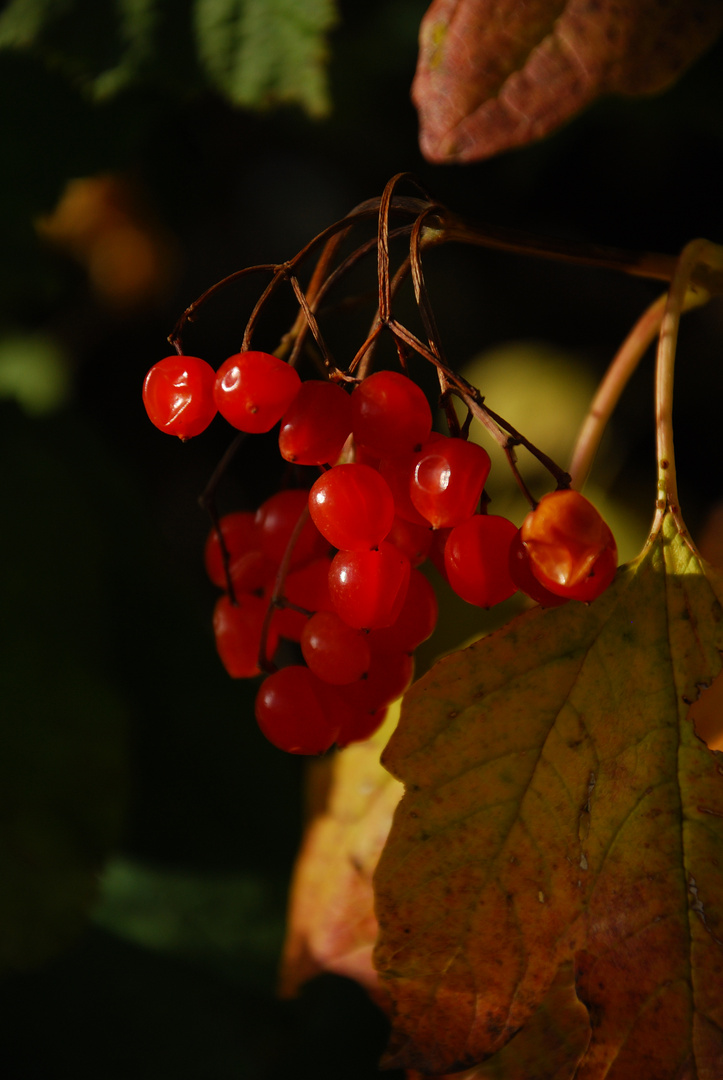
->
[[280, 705, 403, 1006], [412, 0, 723, 162], [374, 510, 723, 1078]]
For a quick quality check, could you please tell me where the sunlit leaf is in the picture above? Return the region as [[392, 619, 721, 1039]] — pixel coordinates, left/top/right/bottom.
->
[[412, 0, 723, 162], [374, 510, 723, 1077], [281, 705, 403, 1004]]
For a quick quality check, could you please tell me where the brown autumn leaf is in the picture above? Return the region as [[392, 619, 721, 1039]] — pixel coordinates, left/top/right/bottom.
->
[[412, 0, 723, 163], [280, 704, 403, 1006], [373, 508, 723, 1078]]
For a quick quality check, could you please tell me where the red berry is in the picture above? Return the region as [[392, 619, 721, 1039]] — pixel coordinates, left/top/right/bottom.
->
[[351, 370, 432, 458], [410, 436, 491, 528], [520, 490, 617, 602], [143, 355, 217, 439], [204, 512, 260, 588], [379, 441, 439, 526], [328, 542, 411, 630], [271, 555, 335, 642], [508, 529, 568, 607], [444, 514, 518, 607], [337, 650, 414, 714], [367, 568, 438, 653], [278, 380, 352, 465], [300, 610, 371, 685], [254, 666, 341, 754], [385, 515, 433, 568], [336, 705, 388, 748], [308, 464, 395, 551], [213, 593, 277, 678], [255, 489, 328, 567], [214, 351, 301, 433]]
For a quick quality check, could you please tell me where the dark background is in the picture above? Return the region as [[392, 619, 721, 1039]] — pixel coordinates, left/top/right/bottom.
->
[[1, 2, 722, 1076]]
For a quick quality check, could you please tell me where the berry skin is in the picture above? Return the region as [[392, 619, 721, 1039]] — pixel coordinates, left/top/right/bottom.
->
[[213, 593, 278, 678], [368, 568, 438, 653], [328, 542, 411, 630], [351, 370, 432, 458], [254, 666, 341, 754], [385, 516, 433, 568], [336, 705, 388, 748], [143, 355, 217, 439], [204, 511, 261, 588], [410, 436, 491, 528], [337, 650, 414, 715], [300, 610, 371, 685], [278, 380, 352, 465], [214, 351, 301, 433], [508, 529, 568, 607], [379, 441, 440, 526], [520, 489, 617, 602], [255, 489, 328, 567], [308, 463, 395, 551], [444, 514, 518, 607]]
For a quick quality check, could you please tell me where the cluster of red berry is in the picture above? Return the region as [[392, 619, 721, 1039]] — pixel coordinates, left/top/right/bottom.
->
[[142, 350, 618, 754]]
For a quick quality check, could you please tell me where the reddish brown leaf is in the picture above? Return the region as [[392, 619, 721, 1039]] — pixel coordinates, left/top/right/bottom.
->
[[412, 0, 723, 163]]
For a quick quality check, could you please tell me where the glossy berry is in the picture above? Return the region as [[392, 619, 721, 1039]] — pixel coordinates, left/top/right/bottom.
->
[[300, 610, 371, 685], [214, 350, 301, 433], [368, 568, 438, 653], [520, 489, 617, 602], [444, 514, 518, 607], [213, 593, 277, 678], [508, 529, 568, 607], [410, 436, 491, 528], [378, 441, 440, 526], [254, 666, 341, 754], [143, 355, 217, 439], [328, 542, 411, 630], [271, 555, 335, 641], [351, 370, 432, 458], [385, 516, 433, 568], [255, 489, 328, 567], [278, 380, 352, 465], [308, 464, 395, 551]]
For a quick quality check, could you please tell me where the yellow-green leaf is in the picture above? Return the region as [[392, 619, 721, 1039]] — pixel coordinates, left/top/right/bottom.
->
[[374, 510, 723, 1077], [412, 0, 723, 163], [280, 705, 403, 1004]]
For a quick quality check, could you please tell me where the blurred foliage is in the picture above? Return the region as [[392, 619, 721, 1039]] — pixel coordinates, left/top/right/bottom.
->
[[93, 856, 286, 989], [0, 332, 70, 414], [1, 0, 723, 1075], [0, 0, 336, 111]]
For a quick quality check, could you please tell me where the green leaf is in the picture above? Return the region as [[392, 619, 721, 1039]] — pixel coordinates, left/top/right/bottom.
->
[[374, 510, 723, 1077], [193, 0, 337, 116], [0, 0, 337, 113], [93, 857, 285, 989], [0, 333, 71, 415]]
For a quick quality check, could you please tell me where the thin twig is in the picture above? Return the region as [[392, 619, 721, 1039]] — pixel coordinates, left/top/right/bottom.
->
[[652, 240, 721, 538]]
